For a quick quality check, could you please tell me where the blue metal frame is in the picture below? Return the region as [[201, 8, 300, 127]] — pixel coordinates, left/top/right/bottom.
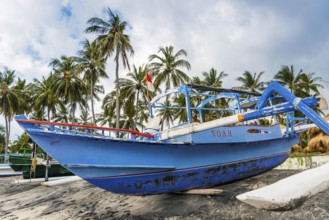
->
[[150, 86, 249, 124]]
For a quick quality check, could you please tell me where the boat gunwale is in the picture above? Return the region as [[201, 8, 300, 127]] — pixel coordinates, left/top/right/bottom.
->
[[16, 119, 154, 138], [25, 128, 188, 145], [25, 124, 292, 146]]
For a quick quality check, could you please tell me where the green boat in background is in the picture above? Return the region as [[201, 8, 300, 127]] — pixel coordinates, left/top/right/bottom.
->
[[8, 134, 73, 179], [9, 155, 73, 179]]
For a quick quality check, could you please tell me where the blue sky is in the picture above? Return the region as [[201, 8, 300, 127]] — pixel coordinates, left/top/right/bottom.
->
[[1, 0, 329, 139]]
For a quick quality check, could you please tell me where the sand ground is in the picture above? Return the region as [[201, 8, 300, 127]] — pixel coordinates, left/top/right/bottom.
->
[[1, 170, 329, 220]]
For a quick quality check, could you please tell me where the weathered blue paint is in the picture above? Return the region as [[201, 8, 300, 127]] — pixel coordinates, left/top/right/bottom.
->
[[12, 120, 297, 195], [85, 153, 289, 195]]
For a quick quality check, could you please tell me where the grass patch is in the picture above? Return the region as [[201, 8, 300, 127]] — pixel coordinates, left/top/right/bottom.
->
[[289, 152, 329, 158]]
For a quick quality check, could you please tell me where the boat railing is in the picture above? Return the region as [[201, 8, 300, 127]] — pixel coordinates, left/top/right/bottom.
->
[[16, 119, 154, 140], [285, 112, 308, 136]]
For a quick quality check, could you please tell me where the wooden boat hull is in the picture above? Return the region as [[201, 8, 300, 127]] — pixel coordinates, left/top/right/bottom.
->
[[22, 129, 297, 195]]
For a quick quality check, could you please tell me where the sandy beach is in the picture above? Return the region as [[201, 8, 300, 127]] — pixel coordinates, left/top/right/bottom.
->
[[1, 169, 329, 220]]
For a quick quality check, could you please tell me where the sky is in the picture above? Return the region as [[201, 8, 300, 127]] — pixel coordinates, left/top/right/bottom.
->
[[1, 0, 329, 140]]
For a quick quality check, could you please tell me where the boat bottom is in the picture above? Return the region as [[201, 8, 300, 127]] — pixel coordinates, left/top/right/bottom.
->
[[85, 152, 289, 195]]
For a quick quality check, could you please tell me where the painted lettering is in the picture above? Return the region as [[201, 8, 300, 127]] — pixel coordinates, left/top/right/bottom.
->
[[211, 130, 216, 137], [222, 131, 226, 137], [211, 129, 233, 138]]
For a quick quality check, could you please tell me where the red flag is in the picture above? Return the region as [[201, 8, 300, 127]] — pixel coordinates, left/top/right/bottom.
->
[[146, 72, 155, 92]]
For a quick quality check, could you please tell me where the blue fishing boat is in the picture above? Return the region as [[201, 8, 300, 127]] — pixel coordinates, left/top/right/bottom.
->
[[15, 82, 329, 195]]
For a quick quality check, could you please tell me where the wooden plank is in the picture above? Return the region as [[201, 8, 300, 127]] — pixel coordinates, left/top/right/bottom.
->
[[176, 188, 224, 195]]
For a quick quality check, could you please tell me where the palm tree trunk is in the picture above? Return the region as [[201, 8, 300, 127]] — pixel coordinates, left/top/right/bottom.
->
[[4, 116, 10, 163], [91, 80, 96, 125], [47, 108, 50, 121], [136, 90, 144, 132], [115, 48, 120, 129], [45, 107, 51, 182], [70, 103, 77, 123], [136, 90, 140, 108]]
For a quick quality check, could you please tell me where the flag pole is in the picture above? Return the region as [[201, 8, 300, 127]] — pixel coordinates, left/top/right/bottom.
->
[[146, 71, 155, 114], [146, 71, 150, 111]]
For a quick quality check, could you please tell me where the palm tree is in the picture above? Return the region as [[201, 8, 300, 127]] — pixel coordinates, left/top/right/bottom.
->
[[135, 102, 149, 132], [202, 68, 229, 119], [191, 76, 203, 85], [273, 65, 323, 118], [202, 68, 228, 88], [0, 68, 22, 159], [190, 76, 207, 121], [52, 103, 69, 123], [274, 65, 303, 95], [29, 108, 46, 121], [0, 125, 5, 156], [236, 71, 265, 92], [299, 72, 323, 96], [96, 108, 115, 128], [12, 78, 31, 115], [50, 56, 87, 122], [173, 94, 188, 124], [28, 74, 58, 121], [85, 7, 134, 129], [120, 100, 139, 131], [78, 108, 92, 125], [119, 65, 148, 108], [157, 98, 175, 129], [97, 91, 117, 128], [73, 39, 107, 125], [149, 46, 191, 90], [9, 133, 31, 154], [299, 72, 324, 116]]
